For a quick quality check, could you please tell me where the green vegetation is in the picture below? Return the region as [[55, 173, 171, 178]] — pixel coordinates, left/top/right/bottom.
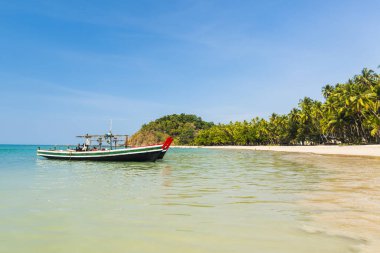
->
[[131, 68, 380, 146], [195, 68, 380, 145], [129, 114, 213, 146]]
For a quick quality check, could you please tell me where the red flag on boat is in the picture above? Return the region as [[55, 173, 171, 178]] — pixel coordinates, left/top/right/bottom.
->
[[162, 137, 173, 150]]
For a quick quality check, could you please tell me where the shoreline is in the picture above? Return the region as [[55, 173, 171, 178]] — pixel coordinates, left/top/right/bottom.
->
[[173, 145, 380, 157]]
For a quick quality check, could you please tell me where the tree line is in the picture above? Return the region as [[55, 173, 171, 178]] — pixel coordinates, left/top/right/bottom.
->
[[194, 68, 380, 145], [130, 68, 379, 146]]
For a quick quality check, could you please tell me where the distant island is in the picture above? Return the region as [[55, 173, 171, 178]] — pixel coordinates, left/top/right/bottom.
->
[[130, 68, 380, 146]]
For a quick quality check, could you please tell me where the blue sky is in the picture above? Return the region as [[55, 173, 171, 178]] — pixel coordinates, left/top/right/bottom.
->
[[0, 0, 379, 144]]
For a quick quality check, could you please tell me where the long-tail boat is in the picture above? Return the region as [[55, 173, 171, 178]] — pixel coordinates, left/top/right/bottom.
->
[[37, 132, 173, 162]]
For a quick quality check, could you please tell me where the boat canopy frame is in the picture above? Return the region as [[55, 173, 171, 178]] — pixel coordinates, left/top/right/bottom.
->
[[76, 132, 129, 150]]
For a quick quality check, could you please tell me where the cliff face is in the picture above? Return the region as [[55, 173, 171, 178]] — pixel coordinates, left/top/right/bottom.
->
[[129, 114, 213, 146]]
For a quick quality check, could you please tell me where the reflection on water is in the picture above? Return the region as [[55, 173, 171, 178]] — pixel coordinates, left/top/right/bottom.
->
[[0, 146, 378, 253]]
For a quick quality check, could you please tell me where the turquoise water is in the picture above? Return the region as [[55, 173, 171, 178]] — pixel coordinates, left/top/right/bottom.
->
[[1, 145, 379, 253]]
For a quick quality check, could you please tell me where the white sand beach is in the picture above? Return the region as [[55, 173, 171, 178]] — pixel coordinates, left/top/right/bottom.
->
[[175, 145, 380, 157]]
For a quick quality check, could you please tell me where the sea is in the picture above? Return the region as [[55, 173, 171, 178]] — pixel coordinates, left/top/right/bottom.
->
[[0, 145, 379, 253]]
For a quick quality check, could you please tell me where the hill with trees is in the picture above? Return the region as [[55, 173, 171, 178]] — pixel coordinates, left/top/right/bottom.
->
[[129, 114, 213, 146]]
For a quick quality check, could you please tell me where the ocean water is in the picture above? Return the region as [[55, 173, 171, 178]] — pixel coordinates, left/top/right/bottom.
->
[[0, 145, 379, 253]]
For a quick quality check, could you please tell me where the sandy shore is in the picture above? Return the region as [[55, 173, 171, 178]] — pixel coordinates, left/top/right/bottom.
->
[[174, 145, 380, 157]]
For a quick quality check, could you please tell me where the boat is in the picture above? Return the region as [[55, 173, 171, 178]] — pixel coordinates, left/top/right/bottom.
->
[[37, 132, 173, 162]]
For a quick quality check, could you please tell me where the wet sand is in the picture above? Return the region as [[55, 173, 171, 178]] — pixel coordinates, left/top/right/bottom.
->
[[285, 154, 380, 253], [175, 145, 380, 157], [174, 148, 380, 252], [173, 146, 380, 252]]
